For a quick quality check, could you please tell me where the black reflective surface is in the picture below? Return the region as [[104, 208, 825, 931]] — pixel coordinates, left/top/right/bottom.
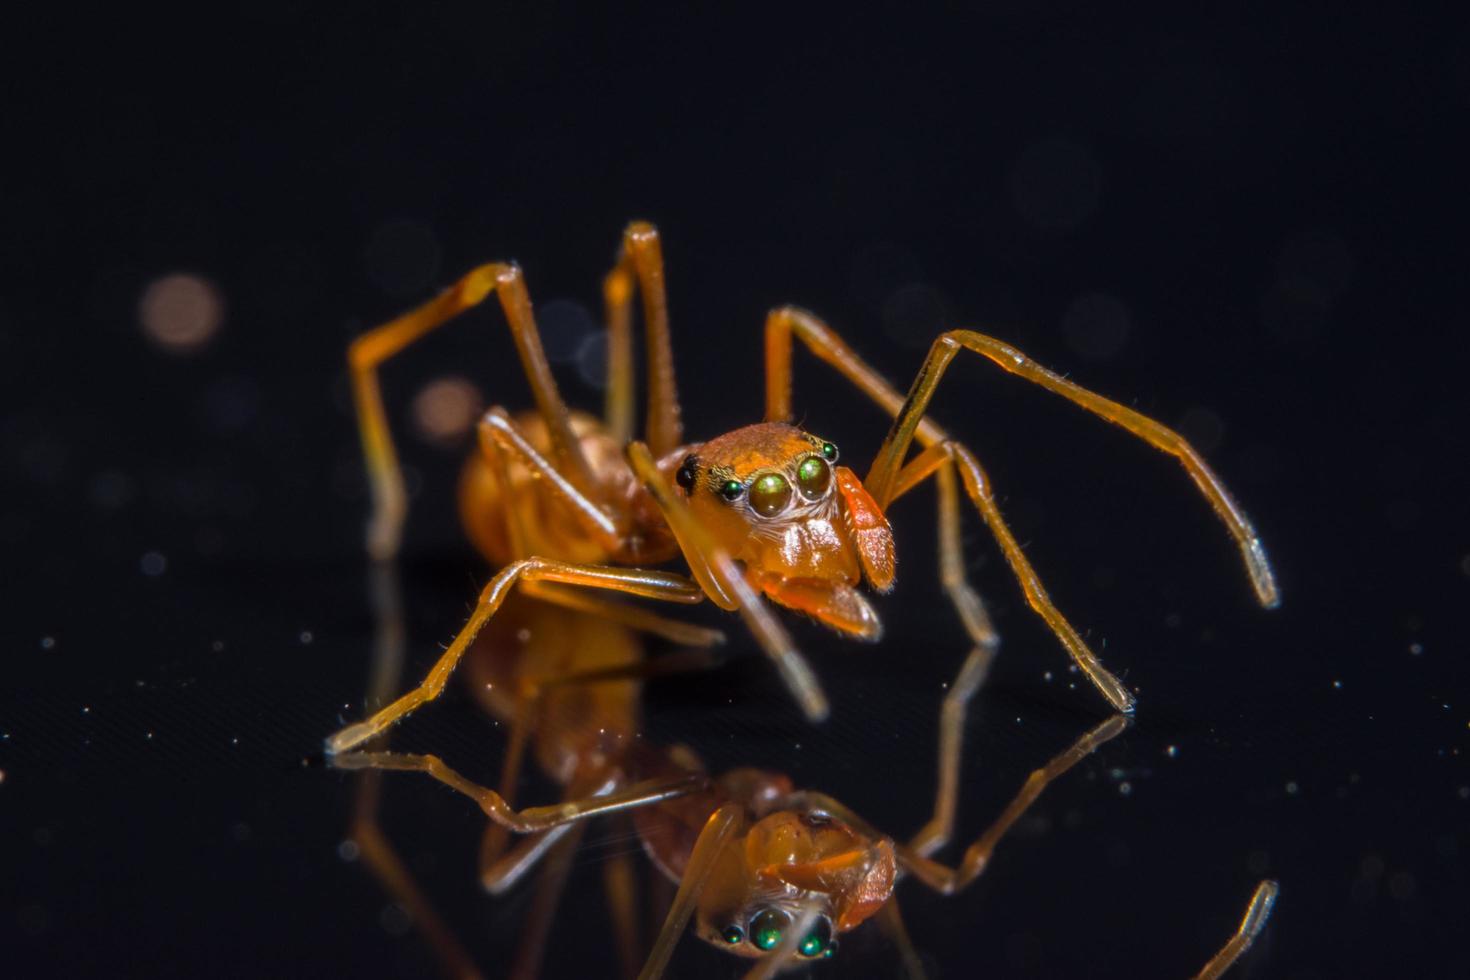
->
[[4, 8, 1467, 978]]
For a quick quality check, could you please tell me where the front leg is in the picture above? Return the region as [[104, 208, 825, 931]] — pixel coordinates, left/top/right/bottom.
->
[[867, 329, 1279, 609], [626, 441, 830, 722], [325, 558, 704, 754], [892, 439, 1135, 712]]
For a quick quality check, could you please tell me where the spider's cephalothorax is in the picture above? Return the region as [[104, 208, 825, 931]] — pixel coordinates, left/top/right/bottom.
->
[[668, 423, 894, 640]]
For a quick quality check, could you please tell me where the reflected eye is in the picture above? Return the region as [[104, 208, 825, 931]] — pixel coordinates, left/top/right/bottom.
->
[[749, 908, 789, 951], [799, 917, 833, 958], [749, 473, 792, 517], [796, 456, 831, 499]]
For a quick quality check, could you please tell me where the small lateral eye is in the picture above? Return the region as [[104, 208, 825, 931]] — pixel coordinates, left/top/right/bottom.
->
[[796, 456, 831, 498], [721, 479, 744, 501], [676, 456, 699, 493], [798, 917, 833, 958], [749, 473, 792, 517], [821, 442, 838, 462], [721, 925, 744, 945], [749, 908, 789, 951]]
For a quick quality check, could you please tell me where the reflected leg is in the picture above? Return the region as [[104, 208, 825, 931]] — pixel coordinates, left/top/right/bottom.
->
[[897, 714, 1130, 894], [346, 564, 482, 980], [637, 804, 743, 980], [1192, 880, 1279, 980]]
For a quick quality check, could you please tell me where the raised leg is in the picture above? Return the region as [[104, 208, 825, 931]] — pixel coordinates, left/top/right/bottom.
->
[[1193, 880, 1279, 980], [764, 306, 1277, 706], [866, 330, 1278, 608], [637, 804, 743, 980], [325, 558, 704, 754], [765, 307, 1119, 709], [603, 221, 683, 456], [893, 439, 1135, 712], [349, 260, 598, 560], [626, 441, 829, 722]]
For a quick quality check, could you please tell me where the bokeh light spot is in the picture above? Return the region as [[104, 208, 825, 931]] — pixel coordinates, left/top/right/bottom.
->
[[139, 273, 223, 353], [412, 375, 483, 446]]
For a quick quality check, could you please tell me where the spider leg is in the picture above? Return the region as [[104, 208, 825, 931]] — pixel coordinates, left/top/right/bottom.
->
[[505, 819, 588, 980], [603, 221, 683, 455], [626, 441, 829, 722], [866, 330, 1278, 608], [637, 804, 743, 980], [331, 750, 702, 833], [894, 439, 1135, 712], [895, 713, 1129, 895], [349, 261, 598, 560], [475, 647, 727, 884], [873, 898, 929, 980], [768, 306, 1121, 706], [1192, 880, 1279, 980], [474, 406, 728, 648], [324, 559, 704, 754], [345, 561, 484, 980], [602, 816, 644, 980]]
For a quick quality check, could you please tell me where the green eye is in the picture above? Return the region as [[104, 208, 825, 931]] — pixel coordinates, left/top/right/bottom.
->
[[821, 442, 838, 461], [721, 925, 744, 945], [749, 908, 789, 951], [749, 473, 792, 517], [720, 479, 744, 500], [796, 456, 831, 498], [799, 917, 833, 957]]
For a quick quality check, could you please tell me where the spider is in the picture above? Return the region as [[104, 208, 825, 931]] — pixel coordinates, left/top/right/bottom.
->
[[325, 220, 1278, 753]]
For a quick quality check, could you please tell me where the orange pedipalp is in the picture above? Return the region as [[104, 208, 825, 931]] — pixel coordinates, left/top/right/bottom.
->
[[834, 466, 895, 593], [758, 841, 897, 933]]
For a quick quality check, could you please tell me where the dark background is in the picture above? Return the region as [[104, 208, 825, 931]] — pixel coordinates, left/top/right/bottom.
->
[[3, 5, 1467, 978]]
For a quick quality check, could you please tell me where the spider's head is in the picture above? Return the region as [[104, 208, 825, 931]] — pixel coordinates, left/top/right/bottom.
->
[[670, 424, 895, 617], [692, 806, 895, 962]]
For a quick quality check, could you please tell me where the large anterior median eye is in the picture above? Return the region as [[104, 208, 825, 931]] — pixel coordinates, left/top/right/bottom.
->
[[749, 908, 790, 951], [799, 916, 833, 957], [796, 456, 831, 499], [749, 473, 792, 516]]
